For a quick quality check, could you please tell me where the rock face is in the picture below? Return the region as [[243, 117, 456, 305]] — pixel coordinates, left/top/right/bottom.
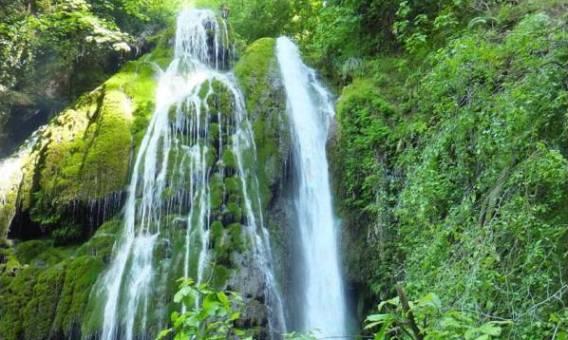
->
[[234, 37, 293, 335], [3, 35, 173, 246], [0, 34, 172, 339], [0, 31, 296, 339]]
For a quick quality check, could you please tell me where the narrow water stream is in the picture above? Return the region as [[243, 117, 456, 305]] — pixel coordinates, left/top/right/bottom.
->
[[277, 37, 348, 338]]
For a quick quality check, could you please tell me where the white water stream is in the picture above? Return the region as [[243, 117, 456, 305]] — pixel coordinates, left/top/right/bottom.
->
[[0, 127, 43, 239], [95, 9, 285, 339], [277, 37, 348, 338]]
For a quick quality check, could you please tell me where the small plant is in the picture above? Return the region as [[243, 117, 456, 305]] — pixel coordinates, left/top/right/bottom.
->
[[157, 279, 250, 340], [365, 284, 512, 339]]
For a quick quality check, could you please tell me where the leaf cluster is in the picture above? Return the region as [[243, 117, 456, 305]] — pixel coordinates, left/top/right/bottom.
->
[[157, 279, 250, 340]]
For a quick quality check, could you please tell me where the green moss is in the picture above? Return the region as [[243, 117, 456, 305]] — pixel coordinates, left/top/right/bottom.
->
[[0, 268, 39, 339], [224, 176, 240, 195], [210, 265, 231, 290], [0, 220, 117, 339], [53, 256, 105, 336], [227, 223, 245, 252], [206, 146, 218, 168], [211, 221, 224, 240], [227, 202, 242, 223], [79, 90, 133, 198], [14, 240, 75, 266], [234, 37, 289, 210], [0, 254, 104, 339], [76, 219, 121, 262], [234, 38, 276, 114], [0, 188, 18, 241], [208, 122, 220, 143], [222, 149, 237, 170], [14, 240, 50, 263], [16, 42, 169, 238], [211, 223, 231, 265], [210, 174, 225, 211], [0, 30, 175, 339], [251, 117, 280, 207], [0, 247, 22, 275], [22, 264, 66, 339], [208, 80, 234, 116]]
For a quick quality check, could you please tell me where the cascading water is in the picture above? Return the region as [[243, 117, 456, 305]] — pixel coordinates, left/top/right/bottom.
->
[[276, 37, 348, 337], [0, 128, 42, 239], [91, 8, 285, 339]]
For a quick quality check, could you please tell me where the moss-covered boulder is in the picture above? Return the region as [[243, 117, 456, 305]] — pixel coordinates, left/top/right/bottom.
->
[[234, 38, 296, 322], [0, 219, 119, 339], [235, 38, 290, 209], [4, 36, 173, 245]]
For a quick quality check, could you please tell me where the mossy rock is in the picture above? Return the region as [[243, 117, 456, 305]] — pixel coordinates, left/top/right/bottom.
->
[[14, 239, 76, 267], [76, 219, 122, 262], [22, 263, 67, 339], [0, 267, 39, 339], [0, 178, 23, 241], [208, 80, 235, 116], [210, 264, 232, 290], [52, 256, 105, 337], [0, 220, 117, 339], [210, 221, 224, 242], [234, 37, 290, 210], [235, 38, 277, 116], [9, 41, 171, 242], [224, 202, 243, 225], [222, 149, 237, 170], [224, 176, 241, 195], [227, 223, 246, 252], [210, 174, 225, 211]]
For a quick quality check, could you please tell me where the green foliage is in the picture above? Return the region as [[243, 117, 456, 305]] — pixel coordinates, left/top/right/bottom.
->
[[333, 78, 399, 294], [0, 0, 178, 160], [302, 3, 361, 79], [0, 0, 178, 87], [225, 0, 292, 43], [366, 291, 512, 339], [336, 79, 395, 212], [157, 279, 250, 340], [158, 279, 320, 340], [394, 15, 568, 336], [336, 8, 568, 338]]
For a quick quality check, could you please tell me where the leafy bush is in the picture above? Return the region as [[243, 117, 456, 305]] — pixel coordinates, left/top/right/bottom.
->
[[157, 279, 249, 340], [335, 7, 568, 338], [366, 288, 512, 339]]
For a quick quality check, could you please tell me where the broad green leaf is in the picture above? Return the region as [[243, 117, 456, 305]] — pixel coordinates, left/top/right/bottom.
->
[[478, 322, 502, 336]]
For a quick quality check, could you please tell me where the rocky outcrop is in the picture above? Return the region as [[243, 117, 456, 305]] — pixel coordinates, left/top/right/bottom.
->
[[0, 31, 296, 339], [2, 35, 173, 246], [0, 34, 172, 339], [0, 219, 121, 339]]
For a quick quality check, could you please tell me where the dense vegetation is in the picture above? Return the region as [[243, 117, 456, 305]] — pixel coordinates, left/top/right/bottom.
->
[[320, 0, 568, 338], [1, 0, 568, 339], [0, 0, 178, 156]]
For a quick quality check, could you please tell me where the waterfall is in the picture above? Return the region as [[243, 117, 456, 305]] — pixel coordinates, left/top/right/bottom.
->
[[0, 127, 42, 239], [93, 8, 285, 339], [276, 37, 347, 337]]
